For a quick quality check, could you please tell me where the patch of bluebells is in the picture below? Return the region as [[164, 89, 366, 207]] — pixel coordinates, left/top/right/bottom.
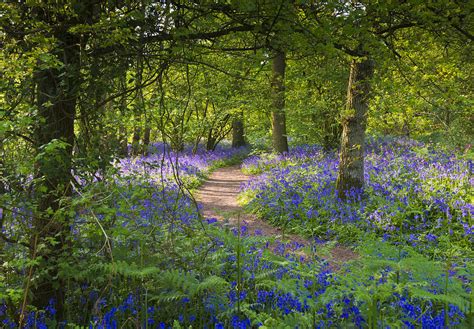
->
[[3, 143, 248, 257], [2, 222, 367, 327], [0, 299, 58, 329], [242, 137, 473, 249], [3, 240, 331, 327], [116, 143, 248, 187], [100, 144, 248, 230], [1, 249, 467, 327], [1, 144, 246, 325], [238, 137, 472, 326], [2, 140, 471, 327], [395, 295, 465, 328]]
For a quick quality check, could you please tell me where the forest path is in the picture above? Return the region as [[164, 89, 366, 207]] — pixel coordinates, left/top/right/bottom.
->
[[194, 164, 357, 266], [195, 164, 306, 244]]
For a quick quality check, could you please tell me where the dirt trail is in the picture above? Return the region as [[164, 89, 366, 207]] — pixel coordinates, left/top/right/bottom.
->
[[195, 164, 357, 266], [195, 164, 307, 245]]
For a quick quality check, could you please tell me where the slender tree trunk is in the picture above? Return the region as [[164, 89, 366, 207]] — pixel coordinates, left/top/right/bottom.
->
[[133, 22, 145, 157], [118, 124, 129, 157], [336, 57, 375, 199], [445, 107, 451, 128], [131, 83, 143, 155], [0, 139, 5, 223], [170, 120, 185, 152], [131, 124, 141, 156], [232, 111, 246, 148], [118, 71, 129, 157], [142, 126, 151, 155], [322, 109, 342, 151], [206, 128, 217, 151], [271, 50, 288, 153], [32, 28, 80, 318]]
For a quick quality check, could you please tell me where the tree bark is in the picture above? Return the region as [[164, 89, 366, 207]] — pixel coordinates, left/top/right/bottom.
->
[[32, 26, 81, 318], [232, 111, 246, 148], [142, 126, 151, 155], [131, 124, 141, 156], [271, 50, 289, 153], [170, 121, 185, 152], [118, 71, 129, 157], [336, 57, 375, 199], [118, 124, 129, 157], [206, 128, 217, 151]]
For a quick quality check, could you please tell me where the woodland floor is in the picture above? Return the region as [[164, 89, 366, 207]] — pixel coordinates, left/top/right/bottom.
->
[[194, 164, 357, 268]]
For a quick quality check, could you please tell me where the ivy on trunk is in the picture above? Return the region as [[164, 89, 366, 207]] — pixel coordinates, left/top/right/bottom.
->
[[336, 56, 375, 200]]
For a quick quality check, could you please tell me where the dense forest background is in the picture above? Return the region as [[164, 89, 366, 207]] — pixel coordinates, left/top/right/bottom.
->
[[1, 0, 473, 328]]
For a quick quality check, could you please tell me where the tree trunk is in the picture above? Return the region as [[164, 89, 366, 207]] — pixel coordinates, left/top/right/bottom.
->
[[232, 111, 246, 148], [131, 125, 141, 156], [170, 122, 185, 152], [118, 124, 129, 157], [0, 138, 5, 192], [206, 128, 217, 151], [271, 50, 288, 153], [142, 126, 151, 155], [336, 57, 375, 200], [31, 28, 80, 319], [133, 32, 145, 156], [118, 71, 129, 157]]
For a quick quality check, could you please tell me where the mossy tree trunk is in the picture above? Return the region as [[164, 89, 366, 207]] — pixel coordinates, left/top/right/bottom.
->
[[336, 57, 375, 199]]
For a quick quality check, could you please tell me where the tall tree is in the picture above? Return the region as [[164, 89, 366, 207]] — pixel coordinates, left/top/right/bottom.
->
[[271, 50, 289, 153], [28, 1, 95, 317], [336, 55, 375, 199]]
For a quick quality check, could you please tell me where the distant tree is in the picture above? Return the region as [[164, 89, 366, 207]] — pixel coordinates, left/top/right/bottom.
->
[[232, 111, 246, 148]]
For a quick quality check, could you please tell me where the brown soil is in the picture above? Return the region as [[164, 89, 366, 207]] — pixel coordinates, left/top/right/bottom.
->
[[194, 164, 358, 267]]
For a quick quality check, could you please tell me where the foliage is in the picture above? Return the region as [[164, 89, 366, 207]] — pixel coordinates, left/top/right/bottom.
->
[[1, 0, 473, 327], [241, 138, 472, 252], [241, 137, 473, 327], [2, 140, 473, 328]]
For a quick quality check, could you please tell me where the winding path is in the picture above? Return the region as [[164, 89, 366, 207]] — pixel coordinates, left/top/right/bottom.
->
[[194, 164, 358, 267], [195, 164, 307, 244]]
